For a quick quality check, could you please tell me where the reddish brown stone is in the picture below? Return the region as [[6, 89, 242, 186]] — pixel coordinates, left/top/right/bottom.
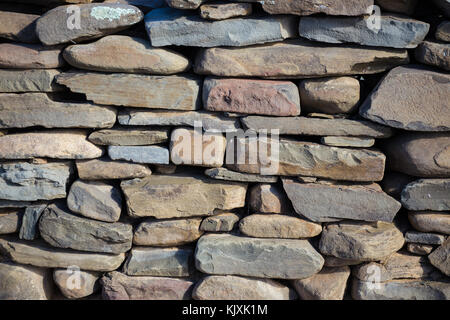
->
[[0, 43, 65, 69]]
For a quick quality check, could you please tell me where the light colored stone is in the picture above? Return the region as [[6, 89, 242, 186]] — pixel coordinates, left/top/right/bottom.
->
[[121, 175, 247, 218], [108, 146, 169, 164], [282, 180, 401, 223], [0, 70, 61, 93], [436, 21, 450, 42], [76, 158, 152, 180], [19, 205, 46, 240], [401, 179, 450, 211], [322, 136, 375, 148], [200, 213, 240, 232], [407, 243, 434, 255], [249, 184, 290, 214], [415, 40, 450, 71], [166, 0, 205, 9], [57, 71, 201, 110], [200, 3, 252, 20], [133, 218, 203, 246], [53, 269, 99, 299], [193, 275, 297, 300], [204, 168, 278, 183], [0, 10, 39, 43], [0, 43, 65, 69], [195, 233, 324, 279], [405, 231, 446, 245], [429, 238, 450, 276], [89, 127, 169, 146], [0, 210, 22, 235], [408, 211, 450, 235]]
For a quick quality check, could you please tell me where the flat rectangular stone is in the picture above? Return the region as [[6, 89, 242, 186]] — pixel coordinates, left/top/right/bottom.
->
[[0, 43, 65, 69], [405, 231, 446, 245], [0, 10, 39, 43], [88, 127, 169, 146], [204, 168, 278, 183], [0, 70, 61, 93], [108, 146, 169, 164], [401, 179, 450, 211], [321, 136, 375, 148], [0, 210, 22, 235], [259, 0, 374, 16], [76, 158, 152, 180]]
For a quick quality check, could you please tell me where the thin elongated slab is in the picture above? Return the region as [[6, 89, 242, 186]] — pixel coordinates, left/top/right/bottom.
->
[[401, 179, 450, 211], [259, 0, 374, 16], [0, 70, 61, 93], [76, 158, 152, 180], [0, 43, 65, 69], [0, 10, 39, 43]]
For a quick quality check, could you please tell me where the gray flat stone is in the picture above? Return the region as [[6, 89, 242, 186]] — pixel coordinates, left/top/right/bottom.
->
[[401, 179, 450, 211], [204, 168, 278, 183], [76, 158, 152, 180], [405, 231, 446, 245], [108, 146, 169, 164], [0, 70, 61, 93], [429, 238, 450, 276], [19, 205, 46, 240]]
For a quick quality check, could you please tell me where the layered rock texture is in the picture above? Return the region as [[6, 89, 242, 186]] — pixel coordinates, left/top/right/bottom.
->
[[0, 0, 448, 301]]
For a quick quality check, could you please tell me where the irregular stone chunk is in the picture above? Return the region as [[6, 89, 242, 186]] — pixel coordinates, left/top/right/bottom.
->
[[145, 8, 297, 47], [0, 43, 65, 69], [200, 3, 252, 20], [0, 130, 103, 160], [259, 0, 373, 16], [319, 221, 405, 261], [0, 93, 117, 129], [249, 184, 290, 214], [0, 10, 39, 43], [123, 247, 193, 276], [203, 77, 300, 116], [384, 132, 450, 178], [200, 213, 240, 232], [101, 271, 193, 300], [56, 71, 201, 110], [194, 40, 409, 78], [195, 234, 324, 279], [436, 21, 450, 42], [407, 243, 434, 255], [405, 231, 446, 245], [376, 0, 418, 15], [63, 35, 190, 74], [89, 127, 169, 146], [0, 162, 72, 201], [299, 77, 360, 114], [67, 180, 122, 223], [415, 41, 450, 71], [118, 109, 240, 131], [322, 136, 375, 148], [0, 210, 22, 235], [53, 269, 99, 299], [292, 266, 350, 300], [133, 218, 203, 246], [299, 15, 429, 49], [36, 3, 143, 45], [0, 238, 125, 271], [0, 70, 61, 93], [108, 146, 169, 164], [408, 211, 450, 235], [19, 205, 46, 240], [166, 0, 206, 9], [0, 262, 52, 300], [429, 238, 450, 276], [241, 116, 393, 138], [401, 179, 450, 211], [121, 175, 247, 218], [283, 180, 400, 223], [76, 158, 152, 180], [227, 138, 386, 182], [193, 275, 297, 300], [204, 168, 278, 183], [360, 66, 450, 131], [39, 203, 132, 254]]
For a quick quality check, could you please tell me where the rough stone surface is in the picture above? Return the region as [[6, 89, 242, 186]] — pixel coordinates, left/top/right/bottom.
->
[[108, 146, 169, 164], [0, 210, 22, 235], [89, 127, 168, 146], [407, 243, 435, 255], [408, 211, 450, 235], [249, 184, 291, 214], [195, 234, 324, 279], [76, 158, 152, 180], [401, 179, 450, 211], [200, 3, 252, 20], [259, 0, 373, 16], [429, 238, 450, 276], [193, 275, 297, 300], [0, 10, 39, 43], [436, 21, 450, 42], [405, 231, 446, 245], [204, 168, 278, 183], [283, 180, 401, 223], [53, 269, 99, 299], [0, 43, 65, 69], [121, 175, 247, 218], [200, 213, 240, 232], [0, 70, 61, 93], [322, 136, 375, 148], [166, 0, 205, 9], [19, 205, 46, 240], [415, 41, 450, 71], [360, 66, 450, 132]]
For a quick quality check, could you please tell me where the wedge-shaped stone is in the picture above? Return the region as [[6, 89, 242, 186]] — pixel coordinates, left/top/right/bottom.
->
[[299, 15, 429, 49], [108, 146, 169, 164], [249, 184, 290, 214], [0, 162, 72, 201], [319, 221, 405, 261], [118, 109, 240, 131], [401, 179, 450, 211], [194, 40, 409, 78], [64, 35, 190, 74], [227, 138, 386, 182], [53, 269, 99, 299], [259, 0, 373, 16], [0, 130, 103, 159], [241, 116, 393, 138], [204, 168, 278, 183], [0, 10, 39, 43], [195, 234, 324, 279], [0, 210, 22, 235], [200, 213, 240, 232], [36, 3, 143, 45], [0, 238, 125, 271], [0, 43, 65, 69], [89, 127, 169, 146], [360, 66, 450, 131], [203, 78, 300, 116], [429, 238, 450, 276], [322, 136, 375, 148], [0, 93, 116, 129], [123, 247, 193, 277], [101, 271, 193, 300], [200, 3, 252, 20], [292, 266, 350, 300], [56, 71, 201, 110], [76, 158, 152, 180], [133, 218, 203, 246], [20, 205, 46, 240], [145, 8, 297, 47], [121, 175, 247, 218], [282, 180, 401, 222], [415, 40, 450, 71], [408, 211, 450, 235], [0, 70, 61, 93], [193, 275, 297, 300]]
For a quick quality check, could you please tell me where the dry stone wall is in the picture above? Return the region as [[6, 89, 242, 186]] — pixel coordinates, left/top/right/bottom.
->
[[0, 0, 449, 300]]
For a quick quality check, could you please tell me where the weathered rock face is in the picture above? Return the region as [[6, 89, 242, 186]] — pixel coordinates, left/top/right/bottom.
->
[[0, 262, 52, 300], [283, 180, 401, 222], [133, 218, 203, 246], [108, 146, 169, 164], [89, 127, 169, 146], [249, 184, 290, 214], [193, 275, 297, 300], [195, 234, 324, 279], [53, 269, 99, 299], [0, 70, 61, 93], [200, 213, 240, 232], [259, 0, 373, 16], [63, 35, 190, 74], [76, 158, 152, 180], [0, 10, 39, 43], [166, 0, 206, 10], [36, 3, 143, 45], [405, 231, 446, 245], [0, 210, 22, 235], [408, 211, 450, 235], [415, 41, 450, 71], [57, 71, 202, 110], [407, 243, 435, 256], [360, 66, 450, 132], [322, 136, 375, 148], [145, 8, 297, 47], [101, 271, 193, 300], [436, 21, 450, 42], [319, 221, 405, 261], [429, 238, 450, 276], [292, 266, 351, 300], [0, 43, 65, 70], [121, 175, 247, 218], [203, 78, 300, 116], [0, 93, 117, 129], [204, 168, 278, 183], [200, 3, 252, 21], [401, 179, 450, 211], [20, 205, 46, 240], [299, 15, 429, 49], [194, 40, 409, 78], [0, 162, 72, 201], [39, 203, 132, 254]]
